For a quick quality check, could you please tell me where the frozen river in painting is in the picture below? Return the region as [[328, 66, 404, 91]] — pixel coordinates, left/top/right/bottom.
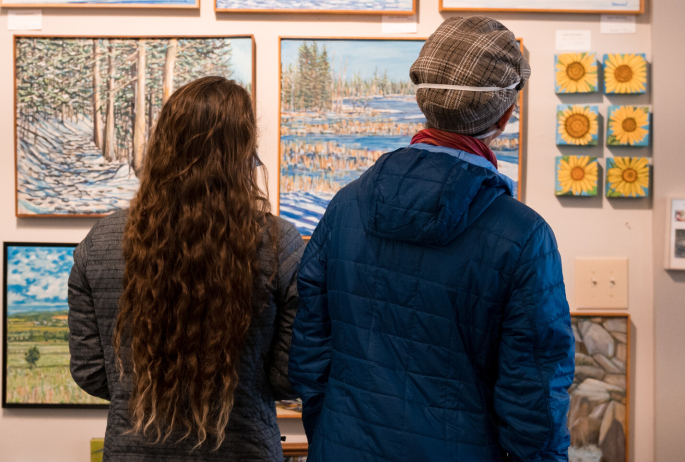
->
[[280, 96, 520, 236]]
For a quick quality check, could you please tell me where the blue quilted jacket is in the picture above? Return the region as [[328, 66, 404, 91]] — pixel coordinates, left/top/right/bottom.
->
[[289, 144, 575, 462]]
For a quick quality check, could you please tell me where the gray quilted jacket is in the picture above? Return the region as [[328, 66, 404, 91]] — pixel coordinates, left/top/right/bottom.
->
[[68, 210, 305, 461]]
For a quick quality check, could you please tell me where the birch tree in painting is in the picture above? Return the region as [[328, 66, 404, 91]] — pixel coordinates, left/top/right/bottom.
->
[[15, 37, 253, 216]]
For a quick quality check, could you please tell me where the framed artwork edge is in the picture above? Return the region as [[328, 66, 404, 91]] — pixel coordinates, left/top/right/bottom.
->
[[2, 242, 110, 409], [14, 34, 256, 219], [215, 0, 415, 14], [438, 0, 643, 14], [570, 311, 631, 462], [276, 37, 523, 239], [282, 442, 308, 456], [665, 198, 685, 270]]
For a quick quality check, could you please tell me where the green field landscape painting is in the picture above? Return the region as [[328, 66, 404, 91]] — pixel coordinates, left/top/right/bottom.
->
[[3, 243, 108, 407]]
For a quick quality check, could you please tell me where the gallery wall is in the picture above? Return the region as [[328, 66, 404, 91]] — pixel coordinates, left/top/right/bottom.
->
[[0, 0, 656, 461], [652, 0, 685, 459]]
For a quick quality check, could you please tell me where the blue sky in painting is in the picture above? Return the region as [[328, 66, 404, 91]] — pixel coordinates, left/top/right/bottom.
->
[[230, 38, 253, 87], [281, 39, 424, 81], [6, 246, 74, 314]]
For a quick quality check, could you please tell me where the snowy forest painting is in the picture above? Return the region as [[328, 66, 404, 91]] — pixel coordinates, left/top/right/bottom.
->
[[15, 36, 254, 217], [278, 38, 523, 237], [215, 0, 414, 13]]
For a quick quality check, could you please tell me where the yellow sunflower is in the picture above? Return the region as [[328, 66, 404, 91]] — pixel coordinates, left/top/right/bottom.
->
[[557, 156, 598, 195], [607, 157, 650, 197], [558, 106, 599, 146], [604, 54, 647, 94], [556, 53, 597, 93], [608, 106, 650, 146]]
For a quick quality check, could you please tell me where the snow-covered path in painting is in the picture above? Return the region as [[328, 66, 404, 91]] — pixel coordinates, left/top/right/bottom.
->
[[216, 0, 412, 10], [17, 117, 139, 215], [280, 191, 335, 235]]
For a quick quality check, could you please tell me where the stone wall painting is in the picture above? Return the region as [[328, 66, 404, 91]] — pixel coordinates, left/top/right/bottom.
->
[[569, 313, 630, 462]]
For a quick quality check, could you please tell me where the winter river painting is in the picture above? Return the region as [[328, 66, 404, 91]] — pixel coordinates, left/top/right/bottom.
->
[[279, 38, 523, 237], [15, 36, 254, 217]]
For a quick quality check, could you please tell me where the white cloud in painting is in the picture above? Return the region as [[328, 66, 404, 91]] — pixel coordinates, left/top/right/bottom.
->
[[5, 245, 74, 307]]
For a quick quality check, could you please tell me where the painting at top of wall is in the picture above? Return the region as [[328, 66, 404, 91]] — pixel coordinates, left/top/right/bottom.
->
[[555, 53, 598, 94], [2, 243, 109, 408], [569, 313, 629, 462], [557, 105, 599, 147], [215, 0, 414, 13], [440, 0, 641, 13], [1, 0, 197, 8], [603, 54, 648, 95], [14, 36, 254, 217], [278, 38, 524, 237]]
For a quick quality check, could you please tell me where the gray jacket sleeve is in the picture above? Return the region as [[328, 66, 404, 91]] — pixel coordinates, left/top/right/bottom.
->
[[268, 220, 306, 400], [68, 235, 111, 401]]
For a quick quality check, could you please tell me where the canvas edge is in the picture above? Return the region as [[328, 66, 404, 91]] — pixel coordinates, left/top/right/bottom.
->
[[13, 34, 255, 218], [569, 311, 631, 462], [1, 241, 109, 409]]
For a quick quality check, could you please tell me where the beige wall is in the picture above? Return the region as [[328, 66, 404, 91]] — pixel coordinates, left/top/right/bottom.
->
[[652, 0, 685, 460], [0, 1, 656, 460]]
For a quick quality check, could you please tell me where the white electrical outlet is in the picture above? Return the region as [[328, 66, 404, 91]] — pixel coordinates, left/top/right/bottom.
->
[[575, 258, 628, 309]]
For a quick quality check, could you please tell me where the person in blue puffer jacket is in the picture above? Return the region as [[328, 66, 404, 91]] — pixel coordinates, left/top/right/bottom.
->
[[289, 16, 575, 462]]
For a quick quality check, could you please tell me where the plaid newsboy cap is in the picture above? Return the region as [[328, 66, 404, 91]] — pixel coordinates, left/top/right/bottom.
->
[[410, 16, 530, 135]]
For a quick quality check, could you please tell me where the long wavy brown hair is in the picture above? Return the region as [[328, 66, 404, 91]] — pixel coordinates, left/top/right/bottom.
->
[[113, 76, 272, 449]]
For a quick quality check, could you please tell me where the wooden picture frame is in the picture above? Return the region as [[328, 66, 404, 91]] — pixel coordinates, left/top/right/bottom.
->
[[215, 0, 415, 15], [2, 242, 109, 409], [1, 0, 199, 9], [277, 37, 524, 238], [439, 0, 643, 14], [282, 442, 308, 457], [569, 312, 630, 462], [14, 35, 256, 218]]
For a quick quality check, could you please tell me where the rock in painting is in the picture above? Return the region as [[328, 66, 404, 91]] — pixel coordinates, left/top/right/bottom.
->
[[581, 323, 616, 357], [569, 315, 629, 462]]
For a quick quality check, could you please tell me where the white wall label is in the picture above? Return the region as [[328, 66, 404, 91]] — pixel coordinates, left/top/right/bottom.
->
[[555, 30, 591, 51], [8, 10, 42, 31], [601, 15, 637, 34], [382, 15, 417, 34]]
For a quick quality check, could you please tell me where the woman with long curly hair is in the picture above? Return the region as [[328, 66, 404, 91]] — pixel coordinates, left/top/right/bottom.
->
[[68, 76, 305, 461]]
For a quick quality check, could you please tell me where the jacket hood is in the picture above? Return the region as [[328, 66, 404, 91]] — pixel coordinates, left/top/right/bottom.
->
[[357, 145, 513, 247]]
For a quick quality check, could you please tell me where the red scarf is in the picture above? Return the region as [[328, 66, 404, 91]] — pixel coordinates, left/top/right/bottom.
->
[[410, 128, 498, 170]]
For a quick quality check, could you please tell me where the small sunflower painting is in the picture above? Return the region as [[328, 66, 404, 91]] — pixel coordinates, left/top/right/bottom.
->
[[555, 156, 598, 196], [555, 53, 598, 94], [557, 105, 599, 147], [606, 157, 650, 198], [607, 106, 651, 147], [604, 53, 648, 95]]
